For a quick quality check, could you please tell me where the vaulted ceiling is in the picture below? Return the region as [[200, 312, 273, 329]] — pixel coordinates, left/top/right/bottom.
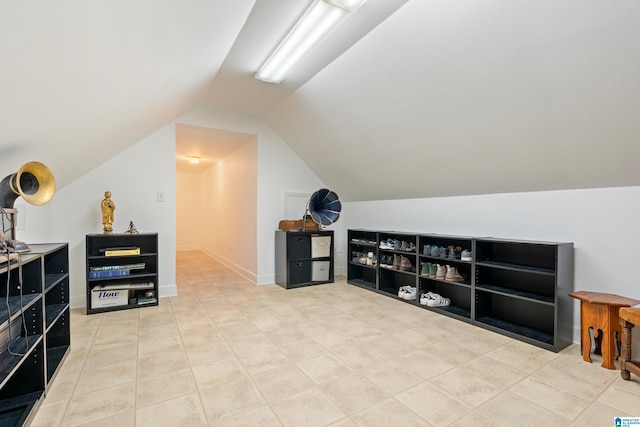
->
[[2, 0, 639, 201]]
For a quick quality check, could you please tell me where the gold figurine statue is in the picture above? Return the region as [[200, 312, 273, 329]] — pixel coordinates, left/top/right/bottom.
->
[[125, 221, 139, 234], [101, 191, 116, 233]]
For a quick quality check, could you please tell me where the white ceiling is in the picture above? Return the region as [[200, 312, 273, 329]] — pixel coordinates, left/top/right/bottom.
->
[[1, 0, 639, 201]]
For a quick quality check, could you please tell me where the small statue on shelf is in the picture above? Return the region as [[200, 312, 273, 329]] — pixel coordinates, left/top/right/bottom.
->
[[124, 221, 139, 234], [101, 191, 115, 234]]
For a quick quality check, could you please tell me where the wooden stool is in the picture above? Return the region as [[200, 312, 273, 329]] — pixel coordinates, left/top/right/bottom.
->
[[619, 306, 640, 380], [569, 291, 640, 369]]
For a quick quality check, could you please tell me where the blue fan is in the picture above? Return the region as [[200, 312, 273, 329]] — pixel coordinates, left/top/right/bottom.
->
[[307, 188, 341, 227]]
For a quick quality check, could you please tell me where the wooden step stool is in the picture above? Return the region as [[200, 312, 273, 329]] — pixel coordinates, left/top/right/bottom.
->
[[619, 305, 640, 381]]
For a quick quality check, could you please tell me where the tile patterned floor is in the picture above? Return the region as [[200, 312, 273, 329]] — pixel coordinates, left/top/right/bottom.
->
[[31, 250, 640, 426]]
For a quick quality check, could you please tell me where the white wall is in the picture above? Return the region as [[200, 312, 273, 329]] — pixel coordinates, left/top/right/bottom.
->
[[199, 138, 258, 281], [177, 108, 326, 284], [176, 172, 202, 251], [336, 185, 640, 349], [19, 124, 178, 308]]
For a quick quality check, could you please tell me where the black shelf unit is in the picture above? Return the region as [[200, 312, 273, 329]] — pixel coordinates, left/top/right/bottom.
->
[[0, 243, 70, 426], [86, 233, 159, 314], [377, 231, 418, 302], [473, 238, 574, 351], [275, 230, 334, 289], [347, 230, 378, 290], [417, 234, 474, 322], [346, 230, 574, 352]]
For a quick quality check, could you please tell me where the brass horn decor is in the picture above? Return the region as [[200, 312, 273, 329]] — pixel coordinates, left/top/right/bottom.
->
[[0, 161, 56, 252], [0, 161, 56, 208]]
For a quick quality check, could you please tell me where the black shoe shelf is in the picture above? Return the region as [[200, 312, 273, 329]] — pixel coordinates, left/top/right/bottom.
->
[[347, 229, 574, 352]]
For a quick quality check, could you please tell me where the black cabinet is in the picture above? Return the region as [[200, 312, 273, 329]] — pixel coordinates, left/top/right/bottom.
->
[[86, 233, 159, 314], [275, 230, 334, 289], [0, 243, 70, 426], [347, 229, 378, 290], [347, 229, 574, 352], [474, 238, 574, 351]]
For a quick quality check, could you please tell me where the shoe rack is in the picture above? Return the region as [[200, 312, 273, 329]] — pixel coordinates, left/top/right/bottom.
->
[[347, 229, 574, 352]]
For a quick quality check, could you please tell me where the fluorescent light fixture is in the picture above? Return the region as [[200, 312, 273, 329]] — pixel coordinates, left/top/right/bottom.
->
[[255, 0, 367, 83], [187, 155, 201, 165]]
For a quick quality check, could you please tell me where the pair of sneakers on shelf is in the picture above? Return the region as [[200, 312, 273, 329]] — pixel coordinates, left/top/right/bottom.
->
[[423, 245, 472, 261], [381, 254, 413, 271], [421, 263, 465, 282], [398, 285, 416, 300], [420, 292, 451, 307], [380, 239, 416, 252]]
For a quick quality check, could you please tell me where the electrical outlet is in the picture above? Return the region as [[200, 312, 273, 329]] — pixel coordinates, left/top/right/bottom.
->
[[157, 191, 165, 202]]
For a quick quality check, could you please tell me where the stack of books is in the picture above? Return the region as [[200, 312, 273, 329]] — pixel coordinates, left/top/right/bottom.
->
[[89, 263, 145, 278]]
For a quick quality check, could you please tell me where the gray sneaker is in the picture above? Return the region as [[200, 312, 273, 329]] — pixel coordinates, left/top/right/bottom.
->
[[445, 265, 464, 282], [461, 249, 472, 261]]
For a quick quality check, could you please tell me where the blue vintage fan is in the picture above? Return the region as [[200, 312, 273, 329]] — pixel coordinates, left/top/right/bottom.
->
[[306, 188, 341, 228]]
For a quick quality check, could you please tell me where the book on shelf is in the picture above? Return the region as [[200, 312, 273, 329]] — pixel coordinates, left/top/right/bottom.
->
[[90, 263, 145, 272], [137, 295, 157, 305], [89, 269, 131, 278], [99, 246, 141, 256], [92, 282, 154, 291]]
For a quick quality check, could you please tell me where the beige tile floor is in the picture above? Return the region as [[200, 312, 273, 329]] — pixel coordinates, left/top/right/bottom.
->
[[31, 250, 640, 426]]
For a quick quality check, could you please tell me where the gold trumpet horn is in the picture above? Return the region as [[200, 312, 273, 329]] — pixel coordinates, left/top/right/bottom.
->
[[0, 162, 55, 253], [0, 161, 56, 208]]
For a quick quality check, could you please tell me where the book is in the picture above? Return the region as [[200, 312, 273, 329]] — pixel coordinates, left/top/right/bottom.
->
[[89, 269, 130, 278], [104, 247, 140, 256], [92, 282, 154, 291], [90, 263, 145, 271], [137, 295, 157, 305]]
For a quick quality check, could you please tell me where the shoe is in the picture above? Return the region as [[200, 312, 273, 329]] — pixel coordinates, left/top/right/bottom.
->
[[379, 239, 390, 250], [461, 249, 472, 261], [403, 286, 416, 300], [447, 246, 460, 259], [423, 244, 431, 255], [421, 262, 430, 276], [397, 285, 411, 298], [440, 247, 449, 258], [445, 265, 465, 282], [406, 242, 416, 252], [429, 263, 437, 278], [385, 254, 394, 268], [435, 264, 446, 280], [398, 285, 416, 300], [393, 240, 401, 251], [430, 246, 442, 257], [400, 256, 413, 271], [391, 254, 399, 269], [400, 241, 408, 251], [420, 292, 437, 305], [426, 294, 451, 307]]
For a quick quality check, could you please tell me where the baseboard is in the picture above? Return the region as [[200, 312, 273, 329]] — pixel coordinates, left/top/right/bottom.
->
[[201, 249, 258, 285]]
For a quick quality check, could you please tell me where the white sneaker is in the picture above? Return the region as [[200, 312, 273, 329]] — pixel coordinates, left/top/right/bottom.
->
[[397, 285, 412, 298], [435, 264, 446, 280], [399, 285, 416, 300], [420, 292, 437, 305], [426, 294, 451, 307], [405, 286, 417, 300]]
